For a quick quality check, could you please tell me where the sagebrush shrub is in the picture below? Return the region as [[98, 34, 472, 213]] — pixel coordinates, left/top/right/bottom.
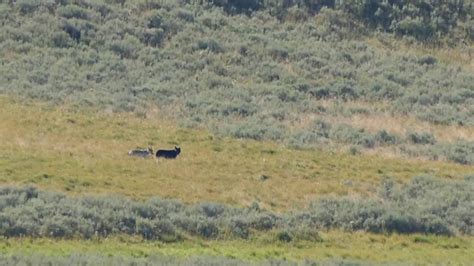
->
[[0, 176, 471, 241], [1, 0, 473, 165]]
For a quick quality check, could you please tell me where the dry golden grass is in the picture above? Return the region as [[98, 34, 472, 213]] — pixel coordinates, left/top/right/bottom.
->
[[335, 111, 474, 142], [291, 99, 474, 143], [0, 96, 472, 211]]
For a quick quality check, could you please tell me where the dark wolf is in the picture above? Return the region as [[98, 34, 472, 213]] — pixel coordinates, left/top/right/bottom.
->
[[156, 146, 181, 159]]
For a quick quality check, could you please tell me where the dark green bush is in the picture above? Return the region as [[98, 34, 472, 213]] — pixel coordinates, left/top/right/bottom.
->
[[199, 202, 226, 217], [230, 218, 250, 238], [268, 46, 289, 61], [195, 38, 224, 53], [51, 31, 74, 48], [439, 141, 474, 165], [330, 124, 375, 148], [175, 8, 194, 22], [136, 218, 179, 241], [418, 55, 437, 65], [375, 130, 399, 145], [140, 28, 165, 47], [339, 0, 470, 41], [276, 230, 293, 242], [289, 131, 326, 148], [196, 219, 219, 239], [464, 175, 474, 182], [365, 78, 402, 100], [219, 118, 285, 141], [57, 5, 91, 20], [193, 0, 472, 41], [210, 0, 263, 14], [249, 213, 278, 230], [40, 216, 76, 238], [406, 132, 436, 145], [288, 119, 331, 148], [289, 226, 322, 242], [109, 35, 141, 59], [16, 0, 42, 14]]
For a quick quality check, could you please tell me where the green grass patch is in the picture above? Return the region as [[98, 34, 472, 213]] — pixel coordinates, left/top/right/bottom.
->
[[0, 232, 472, 264]]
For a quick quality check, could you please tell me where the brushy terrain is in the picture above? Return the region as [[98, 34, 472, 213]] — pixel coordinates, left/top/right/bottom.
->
[[0, 98, 473, 264], [0, 254, 361, 266], [0, 176, 473, 265], [1, 97, 472, 210], [1, 0, 473, 163], [0, 176, 473, 240], [0, 0, 473, 264]]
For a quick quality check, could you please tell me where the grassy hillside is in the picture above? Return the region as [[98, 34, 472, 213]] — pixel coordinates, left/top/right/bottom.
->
[[1, 97, 472, 210], [1, 1, 473, 164], [0, 0, 473, 264]]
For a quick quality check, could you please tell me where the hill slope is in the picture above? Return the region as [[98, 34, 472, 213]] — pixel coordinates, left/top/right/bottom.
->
[[1, 97, 471, 210], [1, 1, 473, 164], [0, 1, 473, 264]]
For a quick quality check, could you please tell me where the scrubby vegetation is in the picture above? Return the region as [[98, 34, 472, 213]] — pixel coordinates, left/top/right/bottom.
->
[[196, 0, 473, 43], [0, 2, 472, 264], [0, 176, 472, 241], [1, 0, 473, 164], [0, 254, 361, 266]]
